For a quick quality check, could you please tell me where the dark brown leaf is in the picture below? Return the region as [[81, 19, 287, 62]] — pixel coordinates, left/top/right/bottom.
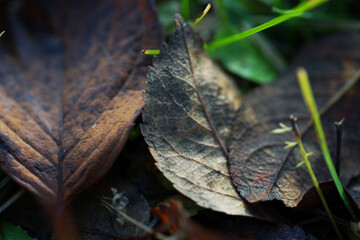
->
[[0, 0, 161, 206], [349, 177, 360, 209], [297, 180, 360, 216], [228, 33, 360, 207], [141, 14, 257, 216]]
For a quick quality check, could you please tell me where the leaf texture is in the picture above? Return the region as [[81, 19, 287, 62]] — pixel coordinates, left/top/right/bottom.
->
[[141, 14, 258, 216], [0, 0, 161, 205], [228, 33, 360, 207]]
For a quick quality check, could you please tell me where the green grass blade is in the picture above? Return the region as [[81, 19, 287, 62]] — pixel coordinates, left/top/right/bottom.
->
[[296, 67, 358, 222], [142, 49, 160, 55], [205, 0, 327, 51], [191, 3, 211, 26], [181, 0, 190, 21], [292, 118, 343, 240]]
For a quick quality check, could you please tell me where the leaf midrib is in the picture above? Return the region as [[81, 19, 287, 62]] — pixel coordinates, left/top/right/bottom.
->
[[179, 19, 229, 158]]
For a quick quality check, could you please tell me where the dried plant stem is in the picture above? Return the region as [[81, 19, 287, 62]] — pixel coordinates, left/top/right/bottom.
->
[[290, 116, 343, 240], [191, 4, 211, 26], [102, 200, 154, 234]]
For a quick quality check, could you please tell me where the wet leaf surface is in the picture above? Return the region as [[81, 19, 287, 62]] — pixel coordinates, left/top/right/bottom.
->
[[0, 0, 161, 205], [228, 33, 360, 207], [141, 14, 258, 216]]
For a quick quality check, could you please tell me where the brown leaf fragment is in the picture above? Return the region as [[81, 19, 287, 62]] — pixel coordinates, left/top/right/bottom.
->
[[152, 199, 315, 240], [228, 33, 360, 207], [141, 14, 256, 216], [349, 177, 360, 210], [298, 180, 360, 216], [0, 0, 162, 206]]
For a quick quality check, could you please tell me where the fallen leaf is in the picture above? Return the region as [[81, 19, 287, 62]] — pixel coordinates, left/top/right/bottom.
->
[[152, 199, 315, 240], [349, 177, 360, 209], [0, 0, 161, 206], [141, 14, 257, 216], [297, 180, 360, 216], [228, 33, 360, 207]]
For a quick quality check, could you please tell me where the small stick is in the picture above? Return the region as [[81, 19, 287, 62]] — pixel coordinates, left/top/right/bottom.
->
[[334, 118, 345, 178], [0, 188, 26, 214]]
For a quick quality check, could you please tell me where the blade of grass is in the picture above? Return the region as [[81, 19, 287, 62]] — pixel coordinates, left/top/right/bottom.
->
[[0, 31, 4, 37], [296, 67, 358, 222], [181, 0, 190, 22], [205, 0, 328, 51], [142, 49, 160, 55], [191, 3, 211, 26], [290, 116, 343, 240], [142, 4, 212, 56]]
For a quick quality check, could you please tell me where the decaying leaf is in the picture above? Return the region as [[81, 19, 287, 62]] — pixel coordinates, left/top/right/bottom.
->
[[152, 199, 315, 240], [228, 33, 360, 207], [0, 0, 161, 206], [141, 14, 256, 216]]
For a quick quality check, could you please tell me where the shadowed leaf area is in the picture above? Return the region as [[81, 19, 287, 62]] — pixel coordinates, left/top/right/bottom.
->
[[0, 0, 161, 206], [141, 14, 257, 216], [228, 33, 360, 207], [153, 199, 315, 240]]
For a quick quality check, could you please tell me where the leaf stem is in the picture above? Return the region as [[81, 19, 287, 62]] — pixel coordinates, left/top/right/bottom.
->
[[290, 116, 343, 240], [296, 67, 358, 222], [205, 0, 327, 51]]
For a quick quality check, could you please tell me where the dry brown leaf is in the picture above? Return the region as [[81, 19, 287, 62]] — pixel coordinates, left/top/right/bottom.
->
[[141, 14, 257, 216], [0, 0, 161, 206], [228, 33, 360, 207]]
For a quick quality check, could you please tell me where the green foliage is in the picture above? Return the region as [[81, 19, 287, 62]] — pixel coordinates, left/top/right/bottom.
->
[[212, 26, 278, 83], [0, 221, 35, 240]]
